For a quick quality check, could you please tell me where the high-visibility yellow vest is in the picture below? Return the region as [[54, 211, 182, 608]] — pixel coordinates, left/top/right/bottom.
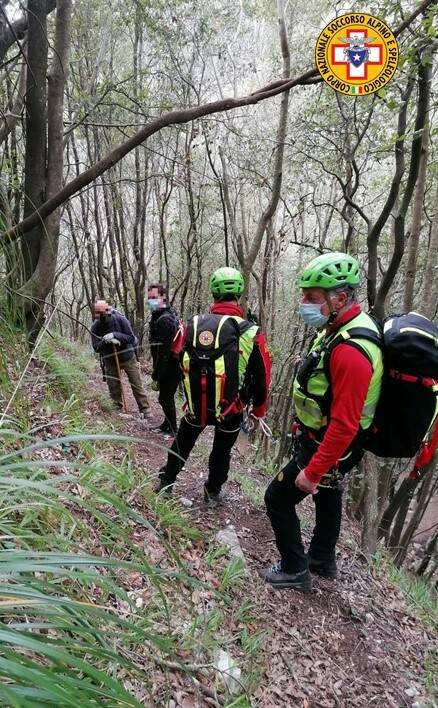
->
[[293, 311, 383, 431]]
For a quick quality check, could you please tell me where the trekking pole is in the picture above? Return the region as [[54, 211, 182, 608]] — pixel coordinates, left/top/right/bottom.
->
[[112, 344, 128, 413]]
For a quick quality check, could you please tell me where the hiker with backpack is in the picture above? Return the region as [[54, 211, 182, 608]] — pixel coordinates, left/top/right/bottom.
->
[[263, 253, 384, 592], [148, 284, 184, 435], [154, 267, 271, 505], [91, 300, 149, 416]]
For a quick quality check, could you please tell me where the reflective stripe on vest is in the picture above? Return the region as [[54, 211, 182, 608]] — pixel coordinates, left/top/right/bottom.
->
[[214, 354, 226, 418], [182, 351, 194, 415], [232, 317, 259, 387], [293, 311, 383, 432], [215, 315, 230, 347]]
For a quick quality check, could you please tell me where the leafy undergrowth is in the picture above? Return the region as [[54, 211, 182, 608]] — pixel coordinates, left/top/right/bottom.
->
[[0, 337, 266, 706], [0, 334, 436, 707]]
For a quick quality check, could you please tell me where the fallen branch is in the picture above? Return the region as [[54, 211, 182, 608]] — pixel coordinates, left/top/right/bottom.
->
[[1, 68, 317, 244], [1, 0, 434, 243], [192, 677, 225, 706]]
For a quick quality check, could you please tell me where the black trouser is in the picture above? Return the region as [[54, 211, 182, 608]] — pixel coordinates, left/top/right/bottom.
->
[[264, 431, 364, 573], [158, 360, 180, 433], [159, 414, 242, 493]]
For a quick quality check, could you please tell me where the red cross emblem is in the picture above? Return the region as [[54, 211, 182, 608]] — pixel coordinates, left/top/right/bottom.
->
[[331, 29, 383, 80]]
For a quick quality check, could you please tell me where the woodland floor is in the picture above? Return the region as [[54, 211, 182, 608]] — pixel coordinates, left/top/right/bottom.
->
[[25, 352, 436, 708]]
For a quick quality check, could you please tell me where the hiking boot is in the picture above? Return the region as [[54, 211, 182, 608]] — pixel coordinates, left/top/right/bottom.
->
[[262, 562, 312, 592], [152, 422, 173, 435], [154, 472, 173, 496], [308, 555, 338, 579], [203, 484, 223, 508]]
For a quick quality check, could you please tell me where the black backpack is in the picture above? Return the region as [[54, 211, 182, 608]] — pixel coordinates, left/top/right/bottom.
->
[[364, 312, 438, 459], [182, 313, 255, 426], [323, 312, 438, 461]]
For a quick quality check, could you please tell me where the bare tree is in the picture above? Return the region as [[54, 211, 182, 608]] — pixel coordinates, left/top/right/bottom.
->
[[22, 0, 72, 341]]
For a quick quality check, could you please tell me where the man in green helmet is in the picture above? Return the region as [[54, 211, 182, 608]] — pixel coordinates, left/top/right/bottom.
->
[[263, 252, 383, 592], [155, 267, 271, 504]]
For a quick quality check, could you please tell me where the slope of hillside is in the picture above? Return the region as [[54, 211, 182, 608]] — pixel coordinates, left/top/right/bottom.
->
[[0, 338, 435, 707]]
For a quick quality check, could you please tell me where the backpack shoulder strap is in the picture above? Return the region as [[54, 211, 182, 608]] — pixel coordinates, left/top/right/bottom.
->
[[327, 326, 382, 351], [183, 314, 196, 351], [214, 315, 238, 347], [186, 313, 238, 351], [324, 326, 383, 373], [236, 318, 258, 336]]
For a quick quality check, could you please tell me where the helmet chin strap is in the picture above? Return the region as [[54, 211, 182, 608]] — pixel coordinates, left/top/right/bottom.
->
[[324, 292, 339, 325]]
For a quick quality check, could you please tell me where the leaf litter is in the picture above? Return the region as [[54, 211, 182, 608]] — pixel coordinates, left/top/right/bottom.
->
[[21, 356, 437, 707]]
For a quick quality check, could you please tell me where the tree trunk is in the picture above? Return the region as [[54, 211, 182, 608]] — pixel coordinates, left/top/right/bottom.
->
[[379, 476, 420, 542], [242, 0, 290, 300], [28, 0, 72, 296], [403, 126, 429, 311], [21, 0, 48, 287], [204, 134, 229, 266], [393, 461, 436, 566], [361, 454, 380, 556], [0, 1, 56, 64], [416, 530, 437, 576], [422, 178, 438, 319], [373, 51, 431, 319], [19, 0, 72, 344], [366, 80, 413, 310], [0, 60, 27, 146]]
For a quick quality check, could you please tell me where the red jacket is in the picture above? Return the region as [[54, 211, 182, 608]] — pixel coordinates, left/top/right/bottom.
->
[[304, 304, 374, 484], [210, 302, 271, 417]]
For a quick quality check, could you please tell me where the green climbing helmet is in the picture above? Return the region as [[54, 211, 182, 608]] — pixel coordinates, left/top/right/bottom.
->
[[209, 267, 245, 296], [298, 252, 361, 290]]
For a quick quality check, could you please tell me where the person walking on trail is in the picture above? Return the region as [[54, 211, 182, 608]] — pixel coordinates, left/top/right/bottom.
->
[[147, 284, 184, 435], [263, 253, 383, 593], [91, 300, 149, 416], [154, 267, 271, 505]]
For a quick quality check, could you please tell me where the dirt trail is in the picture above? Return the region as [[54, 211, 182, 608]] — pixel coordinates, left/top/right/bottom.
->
[[94, 367, 434, 707]]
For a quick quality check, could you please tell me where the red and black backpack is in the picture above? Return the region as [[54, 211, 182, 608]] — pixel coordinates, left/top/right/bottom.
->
[[363, 312, 438, 475], [181, 313, 257, 426]]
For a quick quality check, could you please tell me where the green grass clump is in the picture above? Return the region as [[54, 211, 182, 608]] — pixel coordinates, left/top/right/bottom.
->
[[387, 564, 438, 633], [231, 472, 265, 507], [0, 432, 210, 705], [37, 341, 94, 398], [0, 330, 223, 704], [372, 549, 437, 699], [0, 330, 266, 705]]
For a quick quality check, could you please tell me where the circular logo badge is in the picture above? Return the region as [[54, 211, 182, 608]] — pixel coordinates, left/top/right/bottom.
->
[[199, 330, 214, 347], [315, 13, 399, 96]]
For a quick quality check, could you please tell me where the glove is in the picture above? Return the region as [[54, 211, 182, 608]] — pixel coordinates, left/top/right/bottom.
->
[[103, 333, 120, 345]]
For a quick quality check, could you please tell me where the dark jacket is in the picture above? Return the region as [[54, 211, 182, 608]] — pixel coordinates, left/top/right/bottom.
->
[[91, 310, 138, 364], [149, 307, 179, 381]]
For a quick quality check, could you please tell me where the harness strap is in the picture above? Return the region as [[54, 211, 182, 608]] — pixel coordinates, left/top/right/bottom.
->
[[389, 370, 438, 388], [324, 326, 382, 368], [200, 371, 207, 426], [410, 419, 438, 479]]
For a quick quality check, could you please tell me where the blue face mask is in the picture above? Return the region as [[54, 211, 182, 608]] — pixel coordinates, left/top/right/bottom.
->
[[148, 298, 161, 311], [299, 303, 329, 329]]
